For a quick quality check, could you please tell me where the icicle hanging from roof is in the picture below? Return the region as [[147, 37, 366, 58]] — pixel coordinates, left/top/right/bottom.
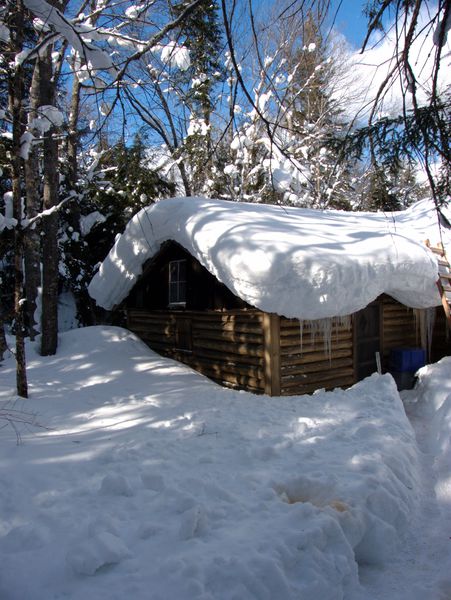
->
[[298, 315, 352, 361]]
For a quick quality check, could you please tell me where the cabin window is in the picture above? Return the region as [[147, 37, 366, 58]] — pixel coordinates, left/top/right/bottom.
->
[[169, 259, 187, 306]]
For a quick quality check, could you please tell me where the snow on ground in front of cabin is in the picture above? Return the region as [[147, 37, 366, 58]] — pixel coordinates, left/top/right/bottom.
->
[[88, 197, 450, 319], [0, 326, 450, 600]]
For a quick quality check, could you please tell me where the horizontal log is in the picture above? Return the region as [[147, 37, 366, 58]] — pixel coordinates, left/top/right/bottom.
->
[[382, 342, 417, 351], [281, 337, 353, 353], [138, 339, 176, 354], [214, 379, 263, 393], [280, 317, 352, 328], [132, 323, 263, 344], [383, 320, 417, 328], [179, 353, 264, 378], [383, 307, 415, 316], [281, 367, 355, 389], [280, 325, 352, 337], [383, 316, 415, 326], [280, 330, 352, 343], [281, 374, 356, 396], [281, 348, 353, 367], [128, 308, 263, 321], [128, 321, 174, 335], [193, 312, 263, 322], [128, 325, 175, 337], [131, 339, 175, 352], [127, 312, 174, 324], [279, 327, 353, 341], [185, 362, 264, 390], [129, 318, 264, 338], [190, 310, 262, 322], [383, 322, 417, 331], [192, 338, 264, 357], [128, 325, 174, 339], [280, 335, 353, 354], [192, 327, 263, 345], [382, 331, 417, 340], [129, 316, 265, 337], [128, 320, 175, 332], [191, 347, 264, 367], [382, 332, 417, 343], [281, 356, 353, 377], [127, 309, 263, 323], [192, 321, 264, 335]]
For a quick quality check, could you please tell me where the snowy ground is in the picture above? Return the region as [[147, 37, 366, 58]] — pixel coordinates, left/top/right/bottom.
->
[[0, 326, 450, 600]]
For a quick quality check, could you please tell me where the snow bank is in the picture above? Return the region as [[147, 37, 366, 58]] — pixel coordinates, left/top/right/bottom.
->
[[405, 357, 451, 505], [0, 326, 422, 599], [88, 197, 448, 318]]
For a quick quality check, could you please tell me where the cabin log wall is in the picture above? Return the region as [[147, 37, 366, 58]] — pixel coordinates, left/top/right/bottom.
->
[[127, 308, 266, 392], [380, 296, 417, 364], [278, 317, 355, 395], [263, 313, 281, 396], [127, 296, 449, 397]]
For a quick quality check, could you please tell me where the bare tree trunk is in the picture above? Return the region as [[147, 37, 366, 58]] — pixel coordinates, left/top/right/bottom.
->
[[23, 63, 42, 341], [67, 76, 81, 191], [8, 0, 28, 397], [40, 212, 59, 355], [40, 48, 60, 356], [13, 227, 28, 396], [0, 314, 7, 361]]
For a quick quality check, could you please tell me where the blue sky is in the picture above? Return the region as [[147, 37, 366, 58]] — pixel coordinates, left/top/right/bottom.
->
[[329, 0, 371, 48]]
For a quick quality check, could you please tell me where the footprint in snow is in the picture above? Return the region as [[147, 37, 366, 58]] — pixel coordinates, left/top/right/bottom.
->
[[66, 531, 131, 575], [1, 523, 50, 553], [179, 505, 209, 541], [141, 472, 165, 492], [99, 473, 133, 497]]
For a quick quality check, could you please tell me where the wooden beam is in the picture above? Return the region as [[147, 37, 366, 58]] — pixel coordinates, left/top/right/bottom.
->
[[263, 313, 281, 396]]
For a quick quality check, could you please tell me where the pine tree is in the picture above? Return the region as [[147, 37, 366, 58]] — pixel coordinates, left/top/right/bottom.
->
[[170, 0, 225, 195], [280, 11, 353, 209], [86, 134, 175, 263]]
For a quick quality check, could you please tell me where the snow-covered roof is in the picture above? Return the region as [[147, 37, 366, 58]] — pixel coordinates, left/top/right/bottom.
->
[[88, 197, 450, 319]]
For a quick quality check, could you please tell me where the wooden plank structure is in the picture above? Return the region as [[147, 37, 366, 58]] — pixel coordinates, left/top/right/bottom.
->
[[128, 308, 267, 393], [127, 296, 449, 395]]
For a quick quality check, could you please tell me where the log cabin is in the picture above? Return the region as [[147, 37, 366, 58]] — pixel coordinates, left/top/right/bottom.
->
[[89, 197, 451, 395]]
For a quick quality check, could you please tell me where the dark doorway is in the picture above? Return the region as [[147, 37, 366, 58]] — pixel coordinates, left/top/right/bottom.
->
[[355, 302, 381, 380]]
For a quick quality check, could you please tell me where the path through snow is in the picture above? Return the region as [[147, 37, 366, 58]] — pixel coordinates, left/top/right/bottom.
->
[[357, 379, 451, 600]]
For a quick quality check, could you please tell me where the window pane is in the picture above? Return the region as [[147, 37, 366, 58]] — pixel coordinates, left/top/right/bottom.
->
[[169, 281, 178, 303], [169, 262, 178, 281], [178, 281, 187, 302], [178, 260, 186, 281]]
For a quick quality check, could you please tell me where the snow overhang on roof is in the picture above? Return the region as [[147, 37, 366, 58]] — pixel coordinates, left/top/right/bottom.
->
[[88, 197, 449, 320]]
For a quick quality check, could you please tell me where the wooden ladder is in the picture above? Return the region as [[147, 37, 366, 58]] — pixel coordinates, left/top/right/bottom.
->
[[426, 240, 451, 330]]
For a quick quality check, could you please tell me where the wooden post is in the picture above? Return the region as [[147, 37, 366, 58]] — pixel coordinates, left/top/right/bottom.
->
[[263, 313, 281, 396]]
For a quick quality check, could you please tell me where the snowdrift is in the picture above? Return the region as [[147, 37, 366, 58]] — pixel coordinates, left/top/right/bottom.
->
[[0, 326, 424, 599], [405, 357, 451, 506]]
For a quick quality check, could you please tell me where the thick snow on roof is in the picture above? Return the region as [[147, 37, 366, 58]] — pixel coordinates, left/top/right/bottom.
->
[[88, 197, 450, 319]]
